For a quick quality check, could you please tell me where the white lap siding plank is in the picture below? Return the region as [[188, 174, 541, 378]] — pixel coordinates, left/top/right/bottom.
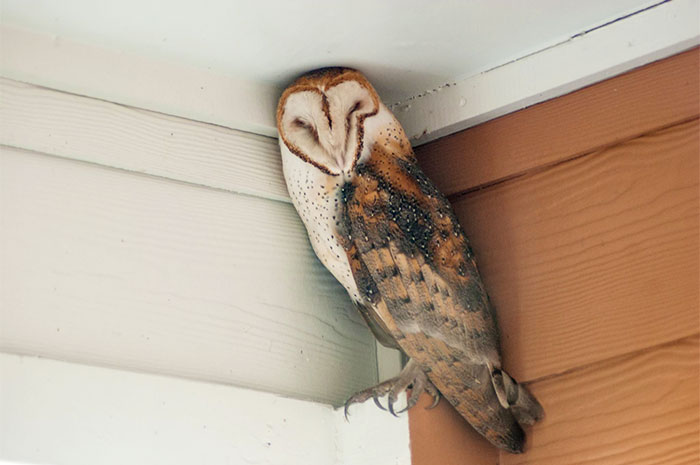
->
[[0, 146, 376, 405], [0, 25, 280, 139], [0, 78, 289, 202]]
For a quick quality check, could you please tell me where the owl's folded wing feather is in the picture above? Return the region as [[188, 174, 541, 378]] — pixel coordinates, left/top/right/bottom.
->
[[340, 149, 530, 451]]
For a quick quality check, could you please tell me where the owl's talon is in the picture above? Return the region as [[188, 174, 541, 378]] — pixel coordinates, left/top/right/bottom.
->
[[373, 394, 386, 411], [344, 359, 439, 419], [426, 390, 441, 409], [424, 380, 441, 409], [399, 383, 424, 414], [385, 392, 407, 416], [388, 401, 398, 417], [344, 377, 396, 417], [394, 392, 415, 415]]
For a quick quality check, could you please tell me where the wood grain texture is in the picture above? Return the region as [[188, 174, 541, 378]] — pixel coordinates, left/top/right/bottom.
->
[[409, 392, 497, 465], [415, 48, 700, 197], [501, 335, 700, 465], [452, 119, 700, 383], [0, 146, 375, 405], [0, 78, 289, 202]]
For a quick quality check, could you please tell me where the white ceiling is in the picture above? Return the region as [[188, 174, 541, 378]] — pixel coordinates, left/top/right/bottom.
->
[[1, 0, 661, 104]]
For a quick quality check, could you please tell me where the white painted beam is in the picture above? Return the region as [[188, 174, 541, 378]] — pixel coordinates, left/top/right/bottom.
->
[[394, 0, 700, 145], [0, 353, 410, 465]]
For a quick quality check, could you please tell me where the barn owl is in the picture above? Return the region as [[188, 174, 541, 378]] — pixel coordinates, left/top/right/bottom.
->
[[276, 67, 543, 453]]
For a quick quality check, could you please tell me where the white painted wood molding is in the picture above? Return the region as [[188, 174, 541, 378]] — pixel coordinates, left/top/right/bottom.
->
[[0, 353, 410, 465], [2, 0, 698, 146], [0, 145, 377, 405], [393, 0, 700, 144]]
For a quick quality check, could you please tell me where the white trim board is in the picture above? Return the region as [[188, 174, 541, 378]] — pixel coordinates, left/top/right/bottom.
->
[[2, 0, 698, 146], [393, 0, 700, 144], [0, 353, 410, 465]]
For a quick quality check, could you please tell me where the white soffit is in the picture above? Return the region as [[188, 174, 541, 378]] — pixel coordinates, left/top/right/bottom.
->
[[1, 0, 698, 142]]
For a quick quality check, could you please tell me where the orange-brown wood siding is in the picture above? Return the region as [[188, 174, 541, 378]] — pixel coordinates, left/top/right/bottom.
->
[[409, 48, 700, 465]]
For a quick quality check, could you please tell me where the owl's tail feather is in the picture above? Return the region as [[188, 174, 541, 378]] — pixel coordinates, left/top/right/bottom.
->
[[491, 368, 544, 427], [439, 363, 525, 454]]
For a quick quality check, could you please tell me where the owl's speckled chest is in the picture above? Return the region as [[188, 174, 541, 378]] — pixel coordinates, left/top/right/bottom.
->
[[281, 151, 362, 301]]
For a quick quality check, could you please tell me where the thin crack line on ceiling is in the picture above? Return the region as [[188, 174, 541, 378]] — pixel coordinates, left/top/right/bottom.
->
[[388, 0, 676, 109]]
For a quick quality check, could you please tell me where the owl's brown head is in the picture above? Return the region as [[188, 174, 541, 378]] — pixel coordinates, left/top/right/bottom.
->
[[276, 67, 386, 175]]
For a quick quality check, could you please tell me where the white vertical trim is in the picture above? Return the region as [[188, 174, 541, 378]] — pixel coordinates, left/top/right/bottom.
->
[[376, 342, 404, 381]]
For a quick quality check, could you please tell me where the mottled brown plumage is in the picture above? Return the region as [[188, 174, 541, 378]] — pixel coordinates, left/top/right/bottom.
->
[[277, 67, 543, 453]]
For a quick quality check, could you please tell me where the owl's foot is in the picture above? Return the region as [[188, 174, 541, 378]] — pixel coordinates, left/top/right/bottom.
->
[[344, 359, 440, 419]]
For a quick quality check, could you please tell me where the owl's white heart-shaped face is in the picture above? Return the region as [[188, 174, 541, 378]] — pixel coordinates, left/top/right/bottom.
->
[[277, 68, 384, 176]]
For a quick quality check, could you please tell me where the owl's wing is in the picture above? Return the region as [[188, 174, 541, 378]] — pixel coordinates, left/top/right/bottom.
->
[[341, 151, 501, 365], [340, 150, 540, 451]]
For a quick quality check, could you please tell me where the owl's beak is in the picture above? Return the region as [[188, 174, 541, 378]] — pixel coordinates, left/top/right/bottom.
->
[[326, 132, 349, 170]]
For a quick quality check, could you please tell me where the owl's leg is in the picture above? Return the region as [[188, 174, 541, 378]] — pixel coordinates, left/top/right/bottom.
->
[[344, 358, 440, 419]]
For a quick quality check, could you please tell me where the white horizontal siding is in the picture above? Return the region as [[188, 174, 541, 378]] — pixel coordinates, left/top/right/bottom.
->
[[0, 24, 280, 139], [0, 353, 410, 465], [0, 145, 377, 405], [0, 78, 289, 202]]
